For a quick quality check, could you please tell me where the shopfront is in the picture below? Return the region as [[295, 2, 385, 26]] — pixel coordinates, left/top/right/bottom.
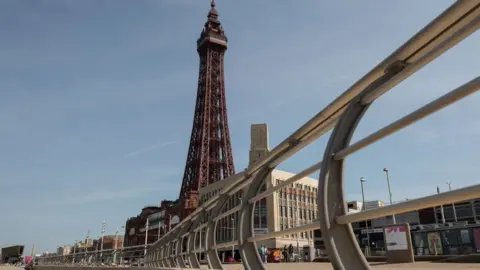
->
[[410, 223, 480, 255]]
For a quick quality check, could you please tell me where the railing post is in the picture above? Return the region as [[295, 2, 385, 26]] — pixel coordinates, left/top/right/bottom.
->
[[238, 168, 272, 270]]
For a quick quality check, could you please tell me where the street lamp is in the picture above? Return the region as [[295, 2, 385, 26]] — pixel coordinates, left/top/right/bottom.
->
[[360, 177, 370, 257], [446, 182, 458, 222], [383, 168, 396, 224], [113, 226, 124, 264], [144, 219, 150, 256], [100, 220, 106, 258]]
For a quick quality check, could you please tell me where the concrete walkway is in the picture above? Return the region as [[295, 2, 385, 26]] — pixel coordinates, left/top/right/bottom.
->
[[219, 262, 480, 270]]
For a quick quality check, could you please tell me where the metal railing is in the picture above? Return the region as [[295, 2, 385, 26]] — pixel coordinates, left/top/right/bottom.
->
[[38, 244, 151, 267], [39, 1, 480, 269], [144, 1, 479, 269]]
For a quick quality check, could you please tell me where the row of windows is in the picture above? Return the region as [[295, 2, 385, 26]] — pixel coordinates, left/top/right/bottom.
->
[[278, 223, 314, 239], [278, 192, 318, 204], [276, 179, 318, 204], [276, 179, 318, 192], [279, 205, 318, 220]]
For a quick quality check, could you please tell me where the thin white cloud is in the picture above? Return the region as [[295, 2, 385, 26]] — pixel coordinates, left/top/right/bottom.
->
[[123, 141, 178, 159]]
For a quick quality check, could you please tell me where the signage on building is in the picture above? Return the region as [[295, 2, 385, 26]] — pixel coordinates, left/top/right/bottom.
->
[[384, 225, 408, 251], [410, 221, 470, 231], [360, 228, 383, 234], [254, 228, 268, 235]]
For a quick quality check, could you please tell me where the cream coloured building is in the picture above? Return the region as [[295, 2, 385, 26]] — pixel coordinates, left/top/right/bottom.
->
[[199, 123, 318, 250]]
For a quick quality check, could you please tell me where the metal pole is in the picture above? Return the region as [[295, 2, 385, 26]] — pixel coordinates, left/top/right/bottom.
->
[[383, 168, 396, 224], [113, 228, 119, 264], [84, 229, 90, 263], [94, 236, 99, 263], [144, 219, 149, 256], [100, 220, 106, 258], [437, 186, 446, 223], [120, 230, 124, 266], [360, 177, 370, 257], [231, 217, 235, 259], [446, 182, 458, 222], [168, 214, 172, 231]]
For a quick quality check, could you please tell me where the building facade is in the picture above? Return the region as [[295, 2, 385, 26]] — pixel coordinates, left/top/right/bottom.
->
[[199, 123, 319, 252], [314, 198, 480, 256], [56, 245, 72, 256], [124, 205, 162, 248], [123, 200, 183, 250]]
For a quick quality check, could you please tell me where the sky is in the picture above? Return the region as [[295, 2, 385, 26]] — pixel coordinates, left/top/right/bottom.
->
[[0, 0, 479, 254]]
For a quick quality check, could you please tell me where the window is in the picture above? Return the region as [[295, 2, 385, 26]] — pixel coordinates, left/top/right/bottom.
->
[[289, 207, 293, 217]]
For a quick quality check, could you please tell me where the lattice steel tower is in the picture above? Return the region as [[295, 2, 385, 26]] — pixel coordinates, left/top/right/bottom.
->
[[178, 0, 235, 217]]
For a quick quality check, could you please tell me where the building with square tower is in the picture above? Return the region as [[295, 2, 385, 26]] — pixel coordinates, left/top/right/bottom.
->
[[199, 123, 318, 253]]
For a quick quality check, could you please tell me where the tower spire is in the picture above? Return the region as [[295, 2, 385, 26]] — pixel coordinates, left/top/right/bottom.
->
[[207, 0, 219, 21]]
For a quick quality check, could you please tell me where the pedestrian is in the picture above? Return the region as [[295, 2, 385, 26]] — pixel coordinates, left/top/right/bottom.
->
[[288, 244, 294, 262], [262, 245, 268, 264], [283, 245, 288, 262]]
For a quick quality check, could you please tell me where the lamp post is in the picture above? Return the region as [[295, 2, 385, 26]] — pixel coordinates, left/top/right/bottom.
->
[[360, 177, 370, 256], [144, 218, 150, 256], [383, 168, 396, 224], [84, 229, 90, 262], [113, 226, 124, 264], [100, 220, 106, 258], [446, 182, 458, 222]]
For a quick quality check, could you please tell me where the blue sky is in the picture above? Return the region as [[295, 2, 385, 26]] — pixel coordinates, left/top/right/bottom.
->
[[0, 0, 478, 254]]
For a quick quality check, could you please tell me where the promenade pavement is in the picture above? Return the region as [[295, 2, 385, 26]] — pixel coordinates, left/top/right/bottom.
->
[[4, 263, 479, 270], [218, 262, 480, 270]]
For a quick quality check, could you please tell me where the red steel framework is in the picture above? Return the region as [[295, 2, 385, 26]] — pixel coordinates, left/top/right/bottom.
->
[[178, 0, 235, 218]]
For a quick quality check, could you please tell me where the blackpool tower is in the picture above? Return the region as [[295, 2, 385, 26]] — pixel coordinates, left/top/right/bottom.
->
[[178, 0, 235, 218]]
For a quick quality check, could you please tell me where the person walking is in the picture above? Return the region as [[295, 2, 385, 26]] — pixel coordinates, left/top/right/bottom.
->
[[283, 245, 288, 262], [288, 244, 294, 262]]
